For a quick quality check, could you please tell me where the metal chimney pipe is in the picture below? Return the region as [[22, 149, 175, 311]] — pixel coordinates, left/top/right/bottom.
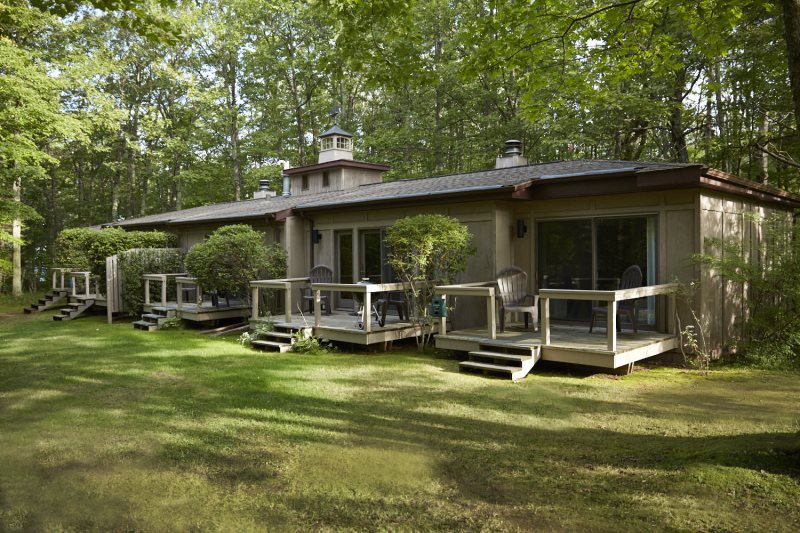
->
[[258, 179, 269, 191], [282, 174, 291, 196]]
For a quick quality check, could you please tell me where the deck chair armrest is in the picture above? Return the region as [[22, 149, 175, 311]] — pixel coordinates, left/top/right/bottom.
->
[[523, 294, 539, 305]]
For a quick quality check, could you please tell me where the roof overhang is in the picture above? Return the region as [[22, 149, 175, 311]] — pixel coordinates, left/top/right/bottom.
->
[[284, 159, 390, 175]]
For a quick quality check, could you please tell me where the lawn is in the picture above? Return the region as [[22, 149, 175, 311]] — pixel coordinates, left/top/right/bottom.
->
[[1, 306, 798, 531]]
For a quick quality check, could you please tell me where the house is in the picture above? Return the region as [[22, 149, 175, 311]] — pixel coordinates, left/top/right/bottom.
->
[[109, 125, 800, 368]]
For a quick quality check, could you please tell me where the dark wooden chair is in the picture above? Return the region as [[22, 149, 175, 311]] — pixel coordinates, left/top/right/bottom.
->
[[300, 265, 333, 315], [589, 265, 643, 334], [496, 266, 538, 332], [377, 290, 409, 325]]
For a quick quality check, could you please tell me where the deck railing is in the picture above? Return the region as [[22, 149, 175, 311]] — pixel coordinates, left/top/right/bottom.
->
[[539, 283, 678, 351], [67, 271, 102, 298], [250, 279, 429, 333], [433, 282, 498, 338], [175, 276, 201, 310], [51, 268, 72, 291], [250, 277, 312, 323], [143, 273, 188, 307]]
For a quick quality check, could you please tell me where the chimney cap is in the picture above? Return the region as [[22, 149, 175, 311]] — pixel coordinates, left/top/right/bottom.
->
[[503, 139, 523, 156], [258, 179, 269, 191]]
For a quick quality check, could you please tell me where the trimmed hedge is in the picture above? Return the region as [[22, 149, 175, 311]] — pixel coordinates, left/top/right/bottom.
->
[[117, 248, 185, 316], [55, 227, 176, 279]]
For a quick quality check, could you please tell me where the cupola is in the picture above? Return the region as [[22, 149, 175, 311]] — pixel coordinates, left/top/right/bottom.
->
[[318, 124, 353, 163]]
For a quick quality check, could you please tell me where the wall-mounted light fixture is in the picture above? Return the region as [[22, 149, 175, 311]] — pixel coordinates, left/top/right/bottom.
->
[[311, 229, 322, 244], [516, 219, 528, 239]]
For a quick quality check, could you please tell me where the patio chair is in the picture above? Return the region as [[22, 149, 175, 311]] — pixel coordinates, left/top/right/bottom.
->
[[377, 290, 409, 325], [589, 264, 642, 334], [496, 266, 538, 332], [300, 264, 333, 315]]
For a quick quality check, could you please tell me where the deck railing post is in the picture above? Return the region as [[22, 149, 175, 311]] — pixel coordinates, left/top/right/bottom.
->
[[52, 270, 57, 290], [314, 289, 321, 327], [251, 287, 259, 319], [144, 279, 150, 305], [284, 284, 292, 323], [84, 273, 90, 297], [160, 277, 167, 307], [364, 290, 372, 333], [487, 287, 496, 340], [439, 293, 447, 335], [178, 280, 184, 310], [541, 297, 551, 345], [607, 300, 617, 352]]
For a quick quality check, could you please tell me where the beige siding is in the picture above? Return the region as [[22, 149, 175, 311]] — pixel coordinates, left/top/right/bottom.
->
[[698, 191, 794, 355]]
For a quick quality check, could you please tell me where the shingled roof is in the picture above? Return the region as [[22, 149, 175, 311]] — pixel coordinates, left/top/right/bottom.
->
[[111, 158, 799, 229]]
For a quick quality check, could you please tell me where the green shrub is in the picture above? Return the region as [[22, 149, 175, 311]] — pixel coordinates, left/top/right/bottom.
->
[[385, 214, 475, 351], [184, 224, 286, 301], [117, 248, 185, 316]]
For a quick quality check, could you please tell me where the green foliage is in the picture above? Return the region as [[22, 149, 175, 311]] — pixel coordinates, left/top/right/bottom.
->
[[158, 316, 182, 329], [184, 224, 286, 300], [693, 213, 800, 368], [385, 214, 475, 350], [239, 318, 275, 346], [117, 247, 184, 316], [290, 328, 328, 354], [55, 227, 176, 280]]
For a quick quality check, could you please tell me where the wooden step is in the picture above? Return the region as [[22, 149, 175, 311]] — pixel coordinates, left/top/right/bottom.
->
[[469, 350, 532, 363], [264, 331, 294, 340], [459, 360, 530, 381], [251, 340, 293, 353], [142, 313, 165, 320], [132, 320, 158, 331]]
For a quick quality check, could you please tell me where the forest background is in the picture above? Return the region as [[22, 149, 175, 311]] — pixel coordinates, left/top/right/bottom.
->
[[2, 0, 800, 293]]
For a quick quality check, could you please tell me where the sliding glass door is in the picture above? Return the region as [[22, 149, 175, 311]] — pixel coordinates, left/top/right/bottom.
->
[[538, 215, 657, 325]]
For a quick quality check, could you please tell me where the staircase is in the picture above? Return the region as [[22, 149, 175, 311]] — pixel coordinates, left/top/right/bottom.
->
[[459, 342, 541, 381], [53, 298, 95, 321], [133, 307, 176, 331], [251, 326, 309, 353], [24, 290, 68, 313]]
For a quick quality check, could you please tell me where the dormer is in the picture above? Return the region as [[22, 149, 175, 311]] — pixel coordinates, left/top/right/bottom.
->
[[319, 125, 353, 163]]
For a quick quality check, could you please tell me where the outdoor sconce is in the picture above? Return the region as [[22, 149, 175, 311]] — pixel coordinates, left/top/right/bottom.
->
[[311, 229, 322, 244], [516, 219, 528, 239]]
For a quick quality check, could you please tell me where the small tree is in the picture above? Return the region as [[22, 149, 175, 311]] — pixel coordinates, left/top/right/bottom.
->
[[385, 214, 475, 351], [184, 224, 286, 303]]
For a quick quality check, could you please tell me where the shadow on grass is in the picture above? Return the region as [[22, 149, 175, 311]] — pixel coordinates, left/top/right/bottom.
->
[[2, 313, 799, 530]]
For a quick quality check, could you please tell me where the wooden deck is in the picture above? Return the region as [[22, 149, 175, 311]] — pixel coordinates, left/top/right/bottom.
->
[[251, 308, 436, 347], [143, 300, 250, 322], [436, 322, 679, 369]]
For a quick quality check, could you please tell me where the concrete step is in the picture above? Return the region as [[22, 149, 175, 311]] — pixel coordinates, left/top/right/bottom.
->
[[251, 340, 293, 353]]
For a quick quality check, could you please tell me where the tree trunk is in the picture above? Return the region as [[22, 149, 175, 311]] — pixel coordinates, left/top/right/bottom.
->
[[757, 113, 770, 184], [126, 108, 139, 217], [782, 0, 800, 129], [12, 177, 22, 297], [226, 51, 242, 201]]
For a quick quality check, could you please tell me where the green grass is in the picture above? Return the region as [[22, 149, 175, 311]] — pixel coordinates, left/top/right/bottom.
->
[[1, 309, 799, 532]]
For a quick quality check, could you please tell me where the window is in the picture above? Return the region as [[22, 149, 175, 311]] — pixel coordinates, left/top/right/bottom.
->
[[321, 137, 334, 151], [301, 175, 309, 191], [336, 136, 351, 150], [322, 171, 329, 187]]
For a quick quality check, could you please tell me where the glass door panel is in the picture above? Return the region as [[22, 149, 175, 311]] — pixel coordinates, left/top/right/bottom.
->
[[336, 231, 354, 309], [360, 230, 383, 283], [595, 216, 656, 326], [538, 220, 593, 321]]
